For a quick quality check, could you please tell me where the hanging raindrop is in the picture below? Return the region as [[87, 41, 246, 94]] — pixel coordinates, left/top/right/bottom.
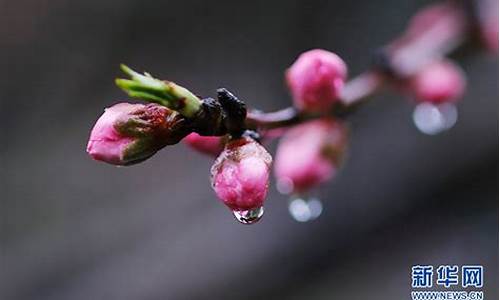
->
[[412, 102, 458, 135], [307, 197, 323, 219], [288, 196, 323, 222], [288, 197, 311, 222], [232, 206, 264, 224]]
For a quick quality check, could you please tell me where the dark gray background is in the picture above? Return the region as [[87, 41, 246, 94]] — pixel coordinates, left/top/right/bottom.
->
[[1, 0, 498, 299]]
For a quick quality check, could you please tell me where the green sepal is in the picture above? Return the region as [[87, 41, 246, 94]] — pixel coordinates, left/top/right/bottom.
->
[[116, 64, 202, 118]]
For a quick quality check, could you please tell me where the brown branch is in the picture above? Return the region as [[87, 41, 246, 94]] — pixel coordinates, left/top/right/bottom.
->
[[245, 0, 473, 133]]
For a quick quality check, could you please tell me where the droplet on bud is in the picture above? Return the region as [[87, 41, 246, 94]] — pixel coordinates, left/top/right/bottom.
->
[[288, 198, 311, 222], [232, 206, 264, 225], [288, 196, 323, 222], [412, 102, 458, 135], [211, 136, 272, 223], [307, 197, 323, 219]]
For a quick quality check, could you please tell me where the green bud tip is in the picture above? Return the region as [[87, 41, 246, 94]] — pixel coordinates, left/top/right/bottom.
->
[[116, 64, 202, 118]]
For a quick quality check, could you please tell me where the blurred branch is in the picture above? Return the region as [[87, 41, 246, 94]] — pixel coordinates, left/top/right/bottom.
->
[[246, 0, 475, 132]]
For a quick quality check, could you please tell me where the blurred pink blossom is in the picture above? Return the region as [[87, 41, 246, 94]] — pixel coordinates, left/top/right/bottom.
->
[[274, 119, 347, 194], [410, 60, 466, 103]]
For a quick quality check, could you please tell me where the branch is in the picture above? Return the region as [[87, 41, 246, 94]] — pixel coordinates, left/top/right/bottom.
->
[[245, 1, 472, 133]]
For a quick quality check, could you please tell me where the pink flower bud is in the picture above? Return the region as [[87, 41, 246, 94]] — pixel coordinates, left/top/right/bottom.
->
[[183, 133, 225, 156], [406, 3, 453, 38], [211, 137, 272, 214], [286, 49, 347, 112], [274, 119, 347, 194], [87, 102, 187, 165], [410, 60, 466, 104], [482, 18, 499, 54], [478, 0, 499, 53]]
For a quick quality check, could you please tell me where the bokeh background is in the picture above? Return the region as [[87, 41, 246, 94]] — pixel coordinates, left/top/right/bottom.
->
[[1, 0, 498, 299]]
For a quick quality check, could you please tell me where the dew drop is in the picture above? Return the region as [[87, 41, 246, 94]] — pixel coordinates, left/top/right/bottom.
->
[[413, 102, 458, 135], [232, 206, 264, 224], [307, 197, 323, 220], [288, 197, 323, 222], [288, 197, 311, 222], [439, 103, 458, 130]]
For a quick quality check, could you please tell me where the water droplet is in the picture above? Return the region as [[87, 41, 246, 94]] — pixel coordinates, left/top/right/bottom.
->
[[233, 206, 264, 224], [413, 102, 458, 135], [288, 198, 311, 222], [307, 197, 323, 220], [288, 197, 323, 222], [439, 103, 458, 129], [276, 178, 294, 195]]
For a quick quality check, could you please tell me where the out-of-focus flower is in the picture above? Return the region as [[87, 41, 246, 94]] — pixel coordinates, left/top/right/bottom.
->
[[274, 119, 347, 194], [406, 3, 453, 37], [388, 3, 465, 77], [286, 49, 347, 112], [211, 136, 272, 216], [183, 133, 225, 156], [478, 0, 499, 53], [87, 102, 188, 165], [409, 60, 466, 104]]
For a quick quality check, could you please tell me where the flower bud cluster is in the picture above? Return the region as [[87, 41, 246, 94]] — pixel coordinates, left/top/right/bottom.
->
[[86, 0, 481, 225]]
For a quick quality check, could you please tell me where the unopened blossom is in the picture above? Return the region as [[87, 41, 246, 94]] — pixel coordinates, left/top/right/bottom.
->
[[183, 133, 225, 156], [405, 3, 458, 38], [410, 60, 466, 104], [478, 0, 499, 53], [481, 17, 499, 53], [286, 49, 347, 112], [211, 136, 272, 212], [87, 102, 188, 165], [274, 119, 347, 194]]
